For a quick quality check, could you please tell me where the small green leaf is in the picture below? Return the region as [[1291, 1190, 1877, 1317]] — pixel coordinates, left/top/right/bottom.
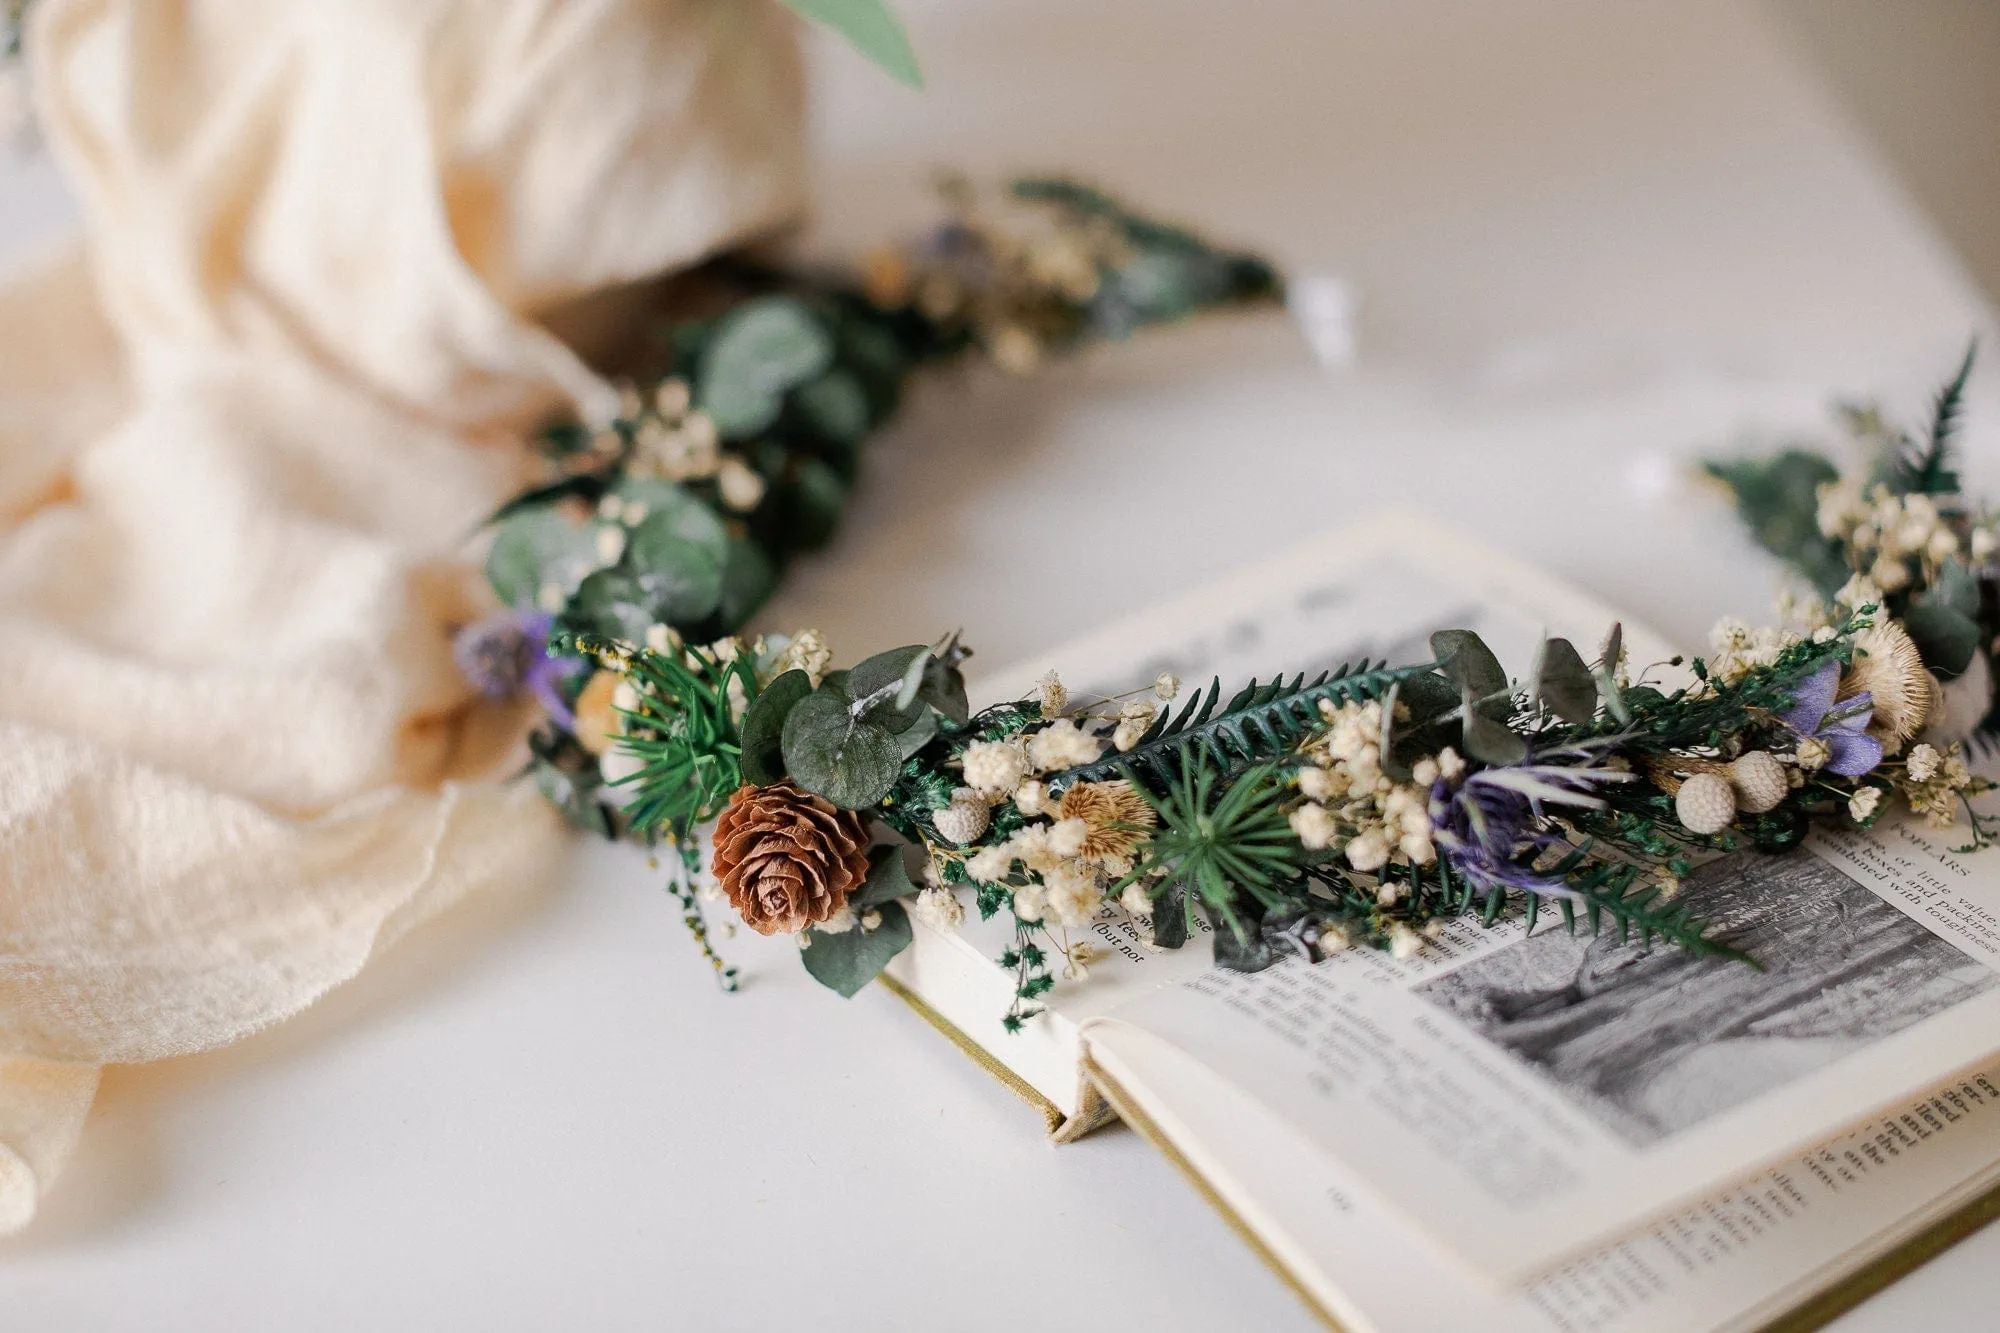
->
[[697, 297, 836, 438], [1463, 698, 1529, 766], [894, 706, 938, 759], [1532, 637, 1598, 724], [793, 369, 873, 444], [853, 844, 921, 909], [738, 669, 813, 785], [1432, 629, 1507, 701], [1931, 557, 1981, 620], [779, 0, 923, 89], [802, 900, 915, 998], [486, 508, 601, 607], [567, 537, 722, 638], [780, 458, 849, 550], [845, 644, 933, 730], [616, 479, 730, 563], [715, 537, 779, 633], [781, 689, 902, 808], [1904, 601, 1980, 677]]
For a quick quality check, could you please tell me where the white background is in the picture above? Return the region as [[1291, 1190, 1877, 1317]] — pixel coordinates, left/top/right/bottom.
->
[[3, 1, 1999, 1329]]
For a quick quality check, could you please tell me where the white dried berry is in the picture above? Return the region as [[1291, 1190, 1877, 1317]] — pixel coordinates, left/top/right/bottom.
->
[[932, 796, 990, 846], [1728, 751, 1788, 814], [1675, 771, 1737, 835]]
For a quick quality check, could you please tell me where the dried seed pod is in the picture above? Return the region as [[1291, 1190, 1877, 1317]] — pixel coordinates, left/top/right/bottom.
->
[[1728, 751, 1789, 814], [1675, 771, 1738, 835]]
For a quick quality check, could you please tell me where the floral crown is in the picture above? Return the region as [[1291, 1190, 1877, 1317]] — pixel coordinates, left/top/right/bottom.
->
[[461, 199, 1992, 1026]]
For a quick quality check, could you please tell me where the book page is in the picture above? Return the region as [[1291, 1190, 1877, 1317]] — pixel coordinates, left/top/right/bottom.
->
[[1089, 833, 2000, 1283], [1085, 1023, 2000, 1333]]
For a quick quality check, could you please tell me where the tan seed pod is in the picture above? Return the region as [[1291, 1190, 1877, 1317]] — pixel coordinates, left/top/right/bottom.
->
[[1728, 751, 1789, 814], [932, 796, 990, 846], [1675, 771, 1738, 835]]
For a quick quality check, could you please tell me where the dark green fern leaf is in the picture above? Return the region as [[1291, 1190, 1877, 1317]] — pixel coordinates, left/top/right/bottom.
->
[[1562, 862, 1753, 964], [1886, 339, 1977, 496], [1051, 660, 1438, 790]]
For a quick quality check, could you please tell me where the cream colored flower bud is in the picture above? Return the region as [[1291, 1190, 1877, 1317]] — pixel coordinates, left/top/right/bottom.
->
[[1290, 802, 1337, 851], [1728, 751, 1788, 814], [1674, 772, 1737, 835], [933, 795, 991, 846]]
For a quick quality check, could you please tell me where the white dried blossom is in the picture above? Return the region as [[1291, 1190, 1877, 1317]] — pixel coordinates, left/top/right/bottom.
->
[[962, 739, 1031, 795], [654, 378, 693, 418], [1835, 572, 1884, 611], [1869, 555, 1911, 592], [1906, 743, 1942, 783], [598, 494, 624, 521], [1037, 671, 1069, 719], [1013, 778, 1050, 816], [1119, 882, 1154, 918], [1346, 829, 1391, 873], [1410, 757, 1439, 787], [770, 629, 833, 684], [1296, 766, 1337, 801], [861, 909, 884, 933], [1387, 922, 1423, 959], [819, 903, 857, 934], [1318, 923, 1353, 954], [1027, 719, 1102, 772], [966, 844, 1015, 884], [1153, 671, 1181, 701], [1848, 786, 1883, 822], [1796, 736, 1832, 772], [1048, 818, 1090, 859], [537, 582, 565, 612], [612, 680, 642, 713], [725, 674, 749, 723], [911, 885, 967, 931], [1974, 527, 1999, 562], [1436, 748, 1466, 781], [1044, 864, 1103, 928], [1112, 717, 1149, 752], [1012, 882, 1048, 923], [1290, 802, 1337, 851], [645, 623, 680, 655], [717, 457, 765, 512]]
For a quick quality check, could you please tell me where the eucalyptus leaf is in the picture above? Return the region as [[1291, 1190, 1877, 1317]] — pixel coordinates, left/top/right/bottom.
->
[[1931, 557, 1981, 619], [852, 843, 922, 909], [486, 508, 602, 607], [781, 459, 848, 550], [698, 297, 836, 437], [616, 479, 730, 563], [1594, 623, 1632, 725], [802, 901, 914, 998], [715, 537, 779, 632], [894, 706, 938, 760], [1532, 636, 1598, 724], [918, 656, 970, 724], [778, 0, 923, 90], [845, 644, 933, 731], [1462, 695, 1530, 766], [738, 669, 812, 785], [780, 689, 902, 808], [794, 369, 873, 445], [1904, 601, 1980, 677], [1431, 629, 1508, 704], [568, 540, 722, 637]]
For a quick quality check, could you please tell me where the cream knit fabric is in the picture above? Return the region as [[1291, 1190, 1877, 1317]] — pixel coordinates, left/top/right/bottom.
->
[[0, 0, 805, 1233]]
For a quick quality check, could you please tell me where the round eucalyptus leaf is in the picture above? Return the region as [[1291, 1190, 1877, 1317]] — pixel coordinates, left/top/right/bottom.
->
[[781, 458, 848, 551], [844, 645, 933, 732], [715, 538, 778, 633], [615, 479, 730, 563], [781, 689, 901, 810], [794, 369, 872, 445], [486, 508, 602, 607], [698, 296, 835, 439], [566, 544, 721, 642], [801, 900, 913, 998], [738, 668, 812, 786]]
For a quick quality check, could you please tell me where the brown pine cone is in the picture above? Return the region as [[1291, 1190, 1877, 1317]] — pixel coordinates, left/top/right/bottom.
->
[[712, 781, 871, 935]]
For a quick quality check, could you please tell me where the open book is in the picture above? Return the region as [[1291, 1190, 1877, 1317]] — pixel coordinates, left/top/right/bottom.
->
[[882, 514, 2000, 1332]]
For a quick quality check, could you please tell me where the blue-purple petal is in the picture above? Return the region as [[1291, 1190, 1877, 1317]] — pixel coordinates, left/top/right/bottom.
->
[[1823, 728, 1883, 777]]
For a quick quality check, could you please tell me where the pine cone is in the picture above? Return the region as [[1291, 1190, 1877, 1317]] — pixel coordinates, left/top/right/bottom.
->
[[713, 781, 871, 935]]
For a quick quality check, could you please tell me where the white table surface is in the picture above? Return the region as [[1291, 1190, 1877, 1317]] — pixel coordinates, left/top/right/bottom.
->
[[4, 2, 1999, 1329]]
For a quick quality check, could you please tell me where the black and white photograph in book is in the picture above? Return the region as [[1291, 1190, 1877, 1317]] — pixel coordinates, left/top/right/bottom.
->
[[1416, 854, 1999, 1148]]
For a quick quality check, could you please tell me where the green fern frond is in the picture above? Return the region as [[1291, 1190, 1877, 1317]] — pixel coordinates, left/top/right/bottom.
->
[[1554, 861, 1750, 963], [1886, 339, 1977, 497], [1051, 660, 1437, 790]]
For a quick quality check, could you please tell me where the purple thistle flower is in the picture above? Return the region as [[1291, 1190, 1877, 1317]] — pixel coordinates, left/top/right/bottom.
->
[[1429, 759, 1632, 900], [1778, 662, 1880, 777], [452, 608, 584, 728]]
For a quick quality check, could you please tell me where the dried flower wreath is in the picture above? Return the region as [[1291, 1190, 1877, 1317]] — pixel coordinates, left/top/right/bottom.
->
[[466, 212, 1992, 1025]]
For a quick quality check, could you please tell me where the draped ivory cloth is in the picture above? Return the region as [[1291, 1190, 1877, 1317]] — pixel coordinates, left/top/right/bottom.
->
[[0, 0, 805, 1233]]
